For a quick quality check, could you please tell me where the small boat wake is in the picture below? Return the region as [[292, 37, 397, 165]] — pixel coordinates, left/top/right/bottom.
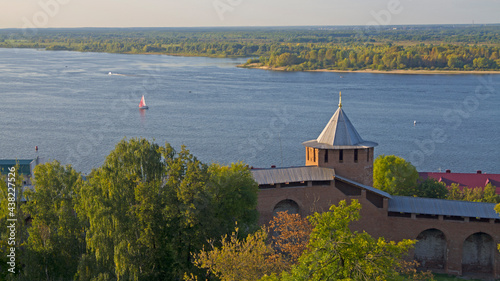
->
[[108, 72, 140, 77]]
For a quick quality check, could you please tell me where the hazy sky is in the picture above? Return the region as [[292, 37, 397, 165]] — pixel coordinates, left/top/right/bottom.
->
[[1, 0, 499, 29]]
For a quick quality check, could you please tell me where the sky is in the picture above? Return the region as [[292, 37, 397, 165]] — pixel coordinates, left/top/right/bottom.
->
[[1, 0, 499, 29]]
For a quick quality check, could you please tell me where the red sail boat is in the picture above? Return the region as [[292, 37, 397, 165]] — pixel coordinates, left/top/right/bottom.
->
[[139, 95, 149, 109]]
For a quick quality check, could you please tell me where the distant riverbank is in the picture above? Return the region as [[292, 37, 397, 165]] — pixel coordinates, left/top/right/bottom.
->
[[2, 46, 500, 75], [238, 63, 500, 75]]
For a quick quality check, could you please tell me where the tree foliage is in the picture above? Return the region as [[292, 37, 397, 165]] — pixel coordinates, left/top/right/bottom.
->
[[373, 155, 419, 196], [272, 200, 416, 281], [414, 179, 448, 199], [77, 138, 167, 280], [268, 211, 312, 270], [446, 183, 500, 203], [193, 211, 312, 281], [192, 227, 285, 281], [205, 163, 260, 239], [0, 138, 258, 281], [75, 137, 259, 280], [20, 161, 85, 281]]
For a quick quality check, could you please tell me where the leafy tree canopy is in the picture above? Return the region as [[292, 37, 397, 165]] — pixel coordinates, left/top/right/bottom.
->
[[373, 155, 419, 196], [268, 200, 416, 281], [0, 138, 259, 281], [268, 211, 312, 270], [21, 161, 84, 281], [447, 183, 500, 203], [192, 227, 285, 281], [414, 178, 448, 199], [75, 138, 259, 280]]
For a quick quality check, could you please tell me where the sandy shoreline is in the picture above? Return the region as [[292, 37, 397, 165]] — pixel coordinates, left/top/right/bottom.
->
[[237, 64, 500, 75]]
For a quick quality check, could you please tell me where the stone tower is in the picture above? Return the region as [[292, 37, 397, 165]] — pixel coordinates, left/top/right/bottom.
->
[[302, 93, 377, 186]]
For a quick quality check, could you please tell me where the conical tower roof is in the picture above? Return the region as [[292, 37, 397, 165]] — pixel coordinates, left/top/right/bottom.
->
[[303, 93, 377, 149]]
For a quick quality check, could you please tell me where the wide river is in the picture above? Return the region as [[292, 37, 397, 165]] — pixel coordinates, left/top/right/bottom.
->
[[1, 48, 499, 174]]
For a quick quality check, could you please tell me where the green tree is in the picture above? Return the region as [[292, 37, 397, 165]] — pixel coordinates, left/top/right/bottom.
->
[[473, 57, 491, 69], [205, 162, 259, 238], [275, 53, 298, 67], [414, 179, 448, 199], [77, 138, 168, 280], [270, 200, 416, 281], [21, 161, 85, 281], [447, 54, 462, 69], [77, 138, 259, 280], [373, 155, 419, 196], [481, 183, 499, 203], [192, 227, 285, 281], [446, 183, 499, 203], [163, 151, 259, 278], [193, 211, 312, 281], [447, 183, 464, 201]]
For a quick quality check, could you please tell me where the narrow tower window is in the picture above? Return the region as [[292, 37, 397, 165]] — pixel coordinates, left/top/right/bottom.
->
[[354, 149, 358, 163], [307, 148, 309, 160], [324, 150, 328, 163], [313, 148, 316, 162], [366, 149, 370, 162], [339, 150, 343, 163]]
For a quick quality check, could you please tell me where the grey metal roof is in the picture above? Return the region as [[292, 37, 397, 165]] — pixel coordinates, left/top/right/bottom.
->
[[334, 175, 392, 199], [251, 166, 336, 185], [302, 140, 378, 150], [303, 106, 377, 149], [388, 196, 500, 219], [251, 167, 391, 200]]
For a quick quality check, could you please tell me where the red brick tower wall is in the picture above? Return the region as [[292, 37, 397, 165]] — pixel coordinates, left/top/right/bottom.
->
[[305, 147, 374, 186]]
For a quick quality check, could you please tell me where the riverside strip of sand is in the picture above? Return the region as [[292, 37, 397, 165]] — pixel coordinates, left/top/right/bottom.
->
[[237, 63, 500, 75]]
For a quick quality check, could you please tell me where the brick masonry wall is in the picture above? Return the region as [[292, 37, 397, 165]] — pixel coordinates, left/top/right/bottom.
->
[[257, 180, 500, 278], [305, 147, 374, 186]]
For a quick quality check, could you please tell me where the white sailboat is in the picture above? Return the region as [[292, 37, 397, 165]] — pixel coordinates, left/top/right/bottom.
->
[[139, 95, 149, 109]]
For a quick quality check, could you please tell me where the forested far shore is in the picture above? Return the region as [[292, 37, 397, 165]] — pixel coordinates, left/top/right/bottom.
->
[[243, 43, 500, 71], [1, 25, 500, 71]]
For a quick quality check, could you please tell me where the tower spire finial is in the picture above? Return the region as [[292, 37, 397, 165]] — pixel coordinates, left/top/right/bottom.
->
[[338, 91, 342, 108]]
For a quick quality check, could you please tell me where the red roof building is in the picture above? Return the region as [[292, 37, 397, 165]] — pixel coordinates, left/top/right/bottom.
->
[[419, 170, 500, 194]]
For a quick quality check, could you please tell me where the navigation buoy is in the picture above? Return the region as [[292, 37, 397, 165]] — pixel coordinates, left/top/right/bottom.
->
[[414, 120, 416, 126], [35, 145, 38, 152]]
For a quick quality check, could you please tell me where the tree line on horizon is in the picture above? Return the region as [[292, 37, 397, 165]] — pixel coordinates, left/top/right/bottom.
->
[[1, 26, 500, 71], [250, 43, 500, 71]]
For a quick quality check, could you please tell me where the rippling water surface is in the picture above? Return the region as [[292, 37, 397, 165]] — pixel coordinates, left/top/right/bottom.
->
[[1, 48, 499, 174]]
